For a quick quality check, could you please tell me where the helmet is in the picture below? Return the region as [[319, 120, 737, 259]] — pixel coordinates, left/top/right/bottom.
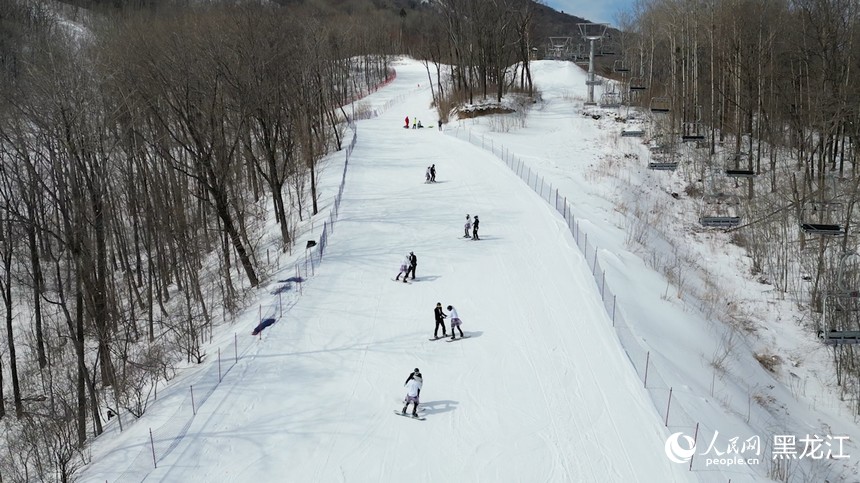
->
[[414, 368, 420, 373], [447, 305, 453, 310], [436, 302, 442, 307]]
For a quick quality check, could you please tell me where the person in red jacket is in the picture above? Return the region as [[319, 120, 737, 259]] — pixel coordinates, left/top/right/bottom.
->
[[404, 116, 409, 128]]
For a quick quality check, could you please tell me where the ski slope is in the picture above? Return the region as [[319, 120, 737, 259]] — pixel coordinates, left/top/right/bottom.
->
[[100, 59, 692, 482]]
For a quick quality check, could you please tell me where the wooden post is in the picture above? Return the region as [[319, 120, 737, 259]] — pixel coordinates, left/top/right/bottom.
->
[[688, 423, 700, 471]]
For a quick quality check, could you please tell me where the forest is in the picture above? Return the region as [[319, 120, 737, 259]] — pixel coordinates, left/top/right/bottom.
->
[[1, 0, 860, 481]]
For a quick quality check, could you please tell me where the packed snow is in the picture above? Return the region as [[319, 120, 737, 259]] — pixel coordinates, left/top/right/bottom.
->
[[78, 58, 860, 483]]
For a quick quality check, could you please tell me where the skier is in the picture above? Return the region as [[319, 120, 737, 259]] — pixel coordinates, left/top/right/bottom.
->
[[425, 166, 431, 183], [472, 215, 480, 240], [447, 305, 465, 339], [433, 302, 447, 338], [405, 116, 409, 129], [464, 214, 471, 238], [430, 164, 436, 182], [395, 255, 410, 282], [402, 371, 423, 417], [437, 119, 442, 131], [406, 251, 417, 280]]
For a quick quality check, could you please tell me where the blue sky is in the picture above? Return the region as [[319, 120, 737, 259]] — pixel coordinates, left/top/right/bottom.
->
[[543, 0, 635, 27]]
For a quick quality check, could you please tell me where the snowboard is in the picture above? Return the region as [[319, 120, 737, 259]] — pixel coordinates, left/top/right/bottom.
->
[[446, 336, 470, 342], [392, 278, 411, 284], [428, 336, 446, 341], [394, 410, 426, 421]]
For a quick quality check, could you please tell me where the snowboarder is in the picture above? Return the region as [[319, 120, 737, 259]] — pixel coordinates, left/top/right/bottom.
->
[[405, 116, 410, 129], [404, 368, 422, 390], [472, 215, 480, 240], [406, 251, 417, 280], [430, 164, 436, 182], [412, 119, 417, 129], [464, 214, 471, 238], [437, 119, 442, 131], [447, 305, 465, 339], [425, 166, 432, 183], [433, 302, 447, 338], [417, 120, 424, 128], [402, 371, 423, 417], [395, 255, 410, 282]]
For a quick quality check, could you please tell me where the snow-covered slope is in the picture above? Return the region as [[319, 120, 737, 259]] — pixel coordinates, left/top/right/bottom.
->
[[80, 57, 860, 483]]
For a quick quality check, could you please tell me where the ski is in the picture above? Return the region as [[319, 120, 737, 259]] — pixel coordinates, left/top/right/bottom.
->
[[394, 410, 426, 421]]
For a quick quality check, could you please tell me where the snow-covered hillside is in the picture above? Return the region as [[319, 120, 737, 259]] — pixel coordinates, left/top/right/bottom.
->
[[78, 58, 859, 483]]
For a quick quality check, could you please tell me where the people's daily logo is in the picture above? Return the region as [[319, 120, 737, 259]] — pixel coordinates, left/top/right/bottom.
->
[[664, 432, 696, 463]]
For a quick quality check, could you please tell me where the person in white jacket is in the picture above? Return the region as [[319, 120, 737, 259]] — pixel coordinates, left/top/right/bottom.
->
[[394, 254, 410, 282], [447, 305, 464, 339], [402, 370, 423, 417]]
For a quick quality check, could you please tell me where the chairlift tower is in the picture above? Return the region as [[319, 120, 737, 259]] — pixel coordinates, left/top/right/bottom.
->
[[577, 23, 608, 106]]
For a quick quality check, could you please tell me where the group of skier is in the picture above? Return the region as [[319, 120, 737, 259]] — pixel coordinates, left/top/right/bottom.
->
[[433, 303, 465, 340], [394, 251, 418, 283], [425, 164, 437, 183], [404, 115, 443, 131], [464, 214, 480, 240]]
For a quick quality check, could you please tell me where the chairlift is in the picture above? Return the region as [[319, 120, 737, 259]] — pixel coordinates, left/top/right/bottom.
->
[[699, 192, 742, 228], [613, 60, 630, 73], [629, 77, 647, 91], [801, 201, 845, 236], [600, 92, 621, 109], [621, 127, 645, 137], [647, 145, 677, 170], [820, 288, 860, 344], [725, 152, 755, 178], [681, 122, 705, 141], [681, 106, 705, 141], [650, 97, 671, 113]]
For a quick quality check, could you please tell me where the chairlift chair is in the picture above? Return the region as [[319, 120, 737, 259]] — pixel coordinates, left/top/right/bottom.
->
[[629, 77, 647, 91], [820, 290, 860, 344], [600, 92, 621, 109], [801, 201, 845, 236], [725, 152, 755, 178], [699, 192, 742, 228], [647, 146, 677, 170], [613, 60, 630, 73], [681, 122, 705, 141], [650, 97, 671, 113]]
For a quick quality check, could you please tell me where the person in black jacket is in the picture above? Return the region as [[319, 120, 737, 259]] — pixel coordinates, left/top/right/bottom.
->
[[430, 164, 437, 182], [433, 303, 447, 338], [406, 251, 417, 280], [472, 215, 480, 240], [404, 368, 422, 390]]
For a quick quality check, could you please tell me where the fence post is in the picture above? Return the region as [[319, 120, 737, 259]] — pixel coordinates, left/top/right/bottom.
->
[[601, 270, 606, 298], [190, 386, 196, 416], [234, 333, 238, 363], [611, 295, 617, 326], [644, 351, 650, 387], [688, 422, 700, 471], [665, 387, 673, 426], [218, 348, 222, 383], [150, 428, 157, 468]]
